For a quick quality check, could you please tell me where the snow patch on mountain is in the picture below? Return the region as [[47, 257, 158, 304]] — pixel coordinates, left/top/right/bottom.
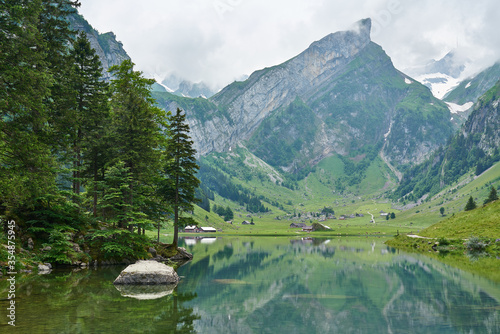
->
[[415, 73, 461, 99], [445, 101, 473, 114]]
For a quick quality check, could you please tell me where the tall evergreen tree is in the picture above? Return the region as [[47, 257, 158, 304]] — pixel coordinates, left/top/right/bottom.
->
[[483, 186, 498, 205], [1, 1, 48, 209], [108, 60, 166, 230], [40, 0, 80, 147], [0, 0, 79, 214], [68, 32, 110, 214], [464, 196, 477, 211], [161, 108, 200, 247]]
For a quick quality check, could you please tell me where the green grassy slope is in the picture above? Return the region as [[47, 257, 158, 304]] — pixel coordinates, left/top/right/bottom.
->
[[419, 200, 500, 239]]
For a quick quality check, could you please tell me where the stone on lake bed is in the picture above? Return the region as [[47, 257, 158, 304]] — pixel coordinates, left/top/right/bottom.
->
[[113, 260, 179, 285]]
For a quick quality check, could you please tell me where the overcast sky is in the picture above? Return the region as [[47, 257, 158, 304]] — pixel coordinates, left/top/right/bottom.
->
[[79, 0, 500, 89]]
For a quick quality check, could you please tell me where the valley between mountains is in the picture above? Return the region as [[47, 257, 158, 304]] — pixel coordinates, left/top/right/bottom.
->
[[141, 19, 500, 237]]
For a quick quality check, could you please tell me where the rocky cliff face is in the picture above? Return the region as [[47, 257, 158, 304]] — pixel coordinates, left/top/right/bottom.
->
[[154, 18, 454, 173], [68, 14, 130, 81], [393, 80, 500, 200], [462, 80, 500, 154]]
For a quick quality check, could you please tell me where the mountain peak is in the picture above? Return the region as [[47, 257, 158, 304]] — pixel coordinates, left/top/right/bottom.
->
[[351, 18, 372, 38], [306, 18, 371, 56]]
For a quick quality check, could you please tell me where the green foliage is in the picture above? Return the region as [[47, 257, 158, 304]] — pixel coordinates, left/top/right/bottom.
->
[[97, 161, 134, 225], [464, 236, 489, 252], [321, 207, 335, 215], [213, 205, 234, 221], [0, 3, 181, 267], [88, 228, 150, 259], [0, 0, 71, 212], [106, 60, 169, 233], [40, 227, 80, 265]]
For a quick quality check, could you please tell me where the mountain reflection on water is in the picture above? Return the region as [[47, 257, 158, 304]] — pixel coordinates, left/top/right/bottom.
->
[[0, 236, 498, 333], [178, 237, 500, 334]]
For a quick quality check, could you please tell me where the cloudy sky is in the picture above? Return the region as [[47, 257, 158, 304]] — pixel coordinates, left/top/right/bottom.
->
[[79, 0, 500, 90]]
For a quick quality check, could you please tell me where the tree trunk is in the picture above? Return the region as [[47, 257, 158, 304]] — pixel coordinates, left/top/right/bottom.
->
[[172, 165, 180, 248], [157, 221, 160, 243], [93, 158, 98, 217], [173, 205, 179, 248]]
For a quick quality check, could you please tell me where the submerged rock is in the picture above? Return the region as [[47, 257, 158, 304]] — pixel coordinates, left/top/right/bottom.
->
[[113, 260, 179, 285], [114, 283, 176, 300], [169, 247, 193, 262]]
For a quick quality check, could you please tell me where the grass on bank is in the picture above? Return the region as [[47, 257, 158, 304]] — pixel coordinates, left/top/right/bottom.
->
[[385, 200, 500, 282], [418, 200, 500, 239]]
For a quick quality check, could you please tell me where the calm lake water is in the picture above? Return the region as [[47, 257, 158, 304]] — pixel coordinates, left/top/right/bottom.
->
[[1, 236, 499, 333]]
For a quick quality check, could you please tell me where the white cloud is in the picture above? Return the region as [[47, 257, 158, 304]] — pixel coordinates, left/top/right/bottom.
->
[[79, 0, 500, 89]]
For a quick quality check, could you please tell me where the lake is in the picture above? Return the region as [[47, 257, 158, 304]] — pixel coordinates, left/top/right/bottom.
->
[[1, 236, 499, 333]]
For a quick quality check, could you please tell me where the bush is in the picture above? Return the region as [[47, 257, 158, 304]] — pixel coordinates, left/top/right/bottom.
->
[[464, 236, 488, 252], [88, 228, 151, 260], [437, 237, 449, 246]]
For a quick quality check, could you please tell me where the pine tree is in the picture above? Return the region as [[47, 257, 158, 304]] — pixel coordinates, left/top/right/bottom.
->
[[483, 186, 498, 205], [69, 32, 110, 215], [97, 161, 134, 225], [161, 108, 200, 248], [0, 0, 79, 213], [108, 60, 166, 231], [464, 196, 477, 211], [41, 0, 81, 148]]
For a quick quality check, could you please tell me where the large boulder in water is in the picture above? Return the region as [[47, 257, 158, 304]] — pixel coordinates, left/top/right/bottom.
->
[[113, 260, 179, 285]]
